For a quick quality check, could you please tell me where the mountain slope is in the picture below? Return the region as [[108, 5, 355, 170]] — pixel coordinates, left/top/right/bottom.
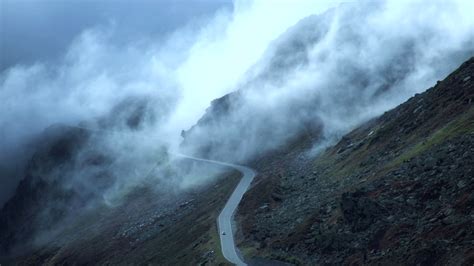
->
[[180, 3, 474, 164], [0, 98, 240, 264], [237, 58, 474, 265]]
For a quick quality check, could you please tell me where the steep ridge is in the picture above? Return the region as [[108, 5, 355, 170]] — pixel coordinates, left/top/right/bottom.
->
[[0, 98, 170, 258], [0, 126, 92, 255], [237, 58, 474, 265]]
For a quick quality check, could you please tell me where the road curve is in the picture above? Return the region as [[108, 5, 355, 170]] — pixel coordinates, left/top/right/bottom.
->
[[57, 127, 254, 265], [176, 154, 256, 266]]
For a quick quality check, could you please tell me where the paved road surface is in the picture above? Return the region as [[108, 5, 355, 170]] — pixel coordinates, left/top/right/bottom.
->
[[56, 129, 254, 265], [177, 154, 256, 266]]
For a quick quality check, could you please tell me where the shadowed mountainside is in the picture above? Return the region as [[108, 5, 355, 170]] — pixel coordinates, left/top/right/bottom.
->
[[236, 57, 474, 265]]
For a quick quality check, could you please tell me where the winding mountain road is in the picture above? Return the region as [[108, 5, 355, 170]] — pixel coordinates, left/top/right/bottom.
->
[[61, 126, 255, 265], [177, 154, 256, 266]]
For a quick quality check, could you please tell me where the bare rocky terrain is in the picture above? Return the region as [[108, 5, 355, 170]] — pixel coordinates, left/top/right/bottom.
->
[[2, 2, 474, 266], [1, 58, 472, 266], [0, 109, 241, 265], [236, 58, 474, 265], [0, 157, 240, 265]]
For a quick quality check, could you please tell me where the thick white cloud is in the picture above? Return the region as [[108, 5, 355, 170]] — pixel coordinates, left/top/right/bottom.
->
[[1, 0, 473, 208], [180, 0, 474, 161]]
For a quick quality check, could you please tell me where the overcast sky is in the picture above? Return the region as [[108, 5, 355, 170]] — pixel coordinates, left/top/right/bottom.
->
[[0, 0, 231, 71]]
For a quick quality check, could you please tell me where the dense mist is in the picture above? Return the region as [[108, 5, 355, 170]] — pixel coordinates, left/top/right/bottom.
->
[[0, 0, 338, 207], [0, 0, 232, 206], [181, 0, 474, 162], [1, 0, 474, 252]]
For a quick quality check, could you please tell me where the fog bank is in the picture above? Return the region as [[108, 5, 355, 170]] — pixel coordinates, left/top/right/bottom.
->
[[0, 0, 473, 227]]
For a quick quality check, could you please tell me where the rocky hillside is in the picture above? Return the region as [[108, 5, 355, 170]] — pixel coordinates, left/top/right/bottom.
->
[[0, 98, 169, 258], [4, 169, 240, 265], [0, 125, 92, 255], [237, 58, 474, 265], [0, 124, 241, 265]]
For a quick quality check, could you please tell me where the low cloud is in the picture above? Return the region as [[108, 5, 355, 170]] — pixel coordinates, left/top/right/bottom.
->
[[181, 0, 474, 162], [0, 0, 473, 253], [1, 0, 343, 207]]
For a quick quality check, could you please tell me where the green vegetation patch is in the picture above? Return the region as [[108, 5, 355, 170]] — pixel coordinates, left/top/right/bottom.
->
[[388, 107, 474, 169]]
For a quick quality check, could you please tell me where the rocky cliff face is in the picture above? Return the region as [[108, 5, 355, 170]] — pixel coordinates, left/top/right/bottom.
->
[[237, 58, 474, 265], [0, 125, 92, 255], [0, 97, 160, 256]]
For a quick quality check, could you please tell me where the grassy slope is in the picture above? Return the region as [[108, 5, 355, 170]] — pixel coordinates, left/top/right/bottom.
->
[[317, 57, 474, 182], [12, 169, 241, 266]]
